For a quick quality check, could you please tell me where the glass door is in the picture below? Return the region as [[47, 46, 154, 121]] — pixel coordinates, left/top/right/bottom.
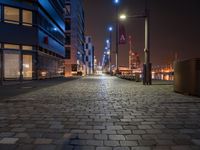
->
[[23, 55, 32, 79]]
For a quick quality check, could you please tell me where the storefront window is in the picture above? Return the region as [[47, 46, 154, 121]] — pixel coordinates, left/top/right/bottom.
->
[[4, 6, 20, 24], [22, 10, 32, 26], [4, 44, 20, 49], [23, 55, 32, 79], [22, 45, 33, 51], [4, 53, 20, 79]]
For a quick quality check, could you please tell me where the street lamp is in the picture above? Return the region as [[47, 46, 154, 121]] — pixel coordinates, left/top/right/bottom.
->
[[119, 3, 152, 85], [119, 14, 127, 20], [108, 26, 113, 74], [114, 0, 120, 73]]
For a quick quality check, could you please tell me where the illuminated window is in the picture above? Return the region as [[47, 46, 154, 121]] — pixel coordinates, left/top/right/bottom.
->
[[23, 55, 32, 79], [4, 44, 20, 49], [4, 53, 20, 79], [4, 6, 19, 24], [22, 45, 33, 51], [22, 10, 32, 26]]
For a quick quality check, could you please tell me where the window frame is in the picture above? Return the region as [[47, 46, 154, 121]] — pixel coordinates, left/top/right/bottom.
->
[[4, 6, 20, 25], [22, 9, 33, 26]]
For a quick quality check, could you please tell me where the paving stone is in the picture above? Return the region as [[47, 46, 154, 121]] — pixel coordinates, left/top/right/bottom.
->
[[95, 134, 108, 140], [113, 147, 130, 150], [15, 133, 29, 138], [35, 145, 56, 150], [78, 134, 94, 140], [107, 126, 123, 130], [126, 135, 142, 140], [138, 140, 157, 146], [120, 140, 138, 146], [109, 135, 125, 140], [152, 146, 171, 150], [102, 130, 117, 134], [0, 138, 19, 144], [131, 147, 152, 150], [0, 132, 15, 138], [74, 146, 95, 150], [117, 130, 132, 135], [87, 130, 100, 134], [171, 145, 192, 150], [192, 139, 200, 146], [34, 138, 53, 144], [96, 147, 112, 150], [86, 140, 104, 146], [104, 140, 120, 146]]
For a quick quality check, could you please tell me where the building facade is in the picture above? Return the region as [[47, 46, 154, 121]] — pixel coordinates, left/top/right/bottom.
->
[[0, 0, 65, 82], [64, 0, 85, 76], [85, 36, 94, 75]]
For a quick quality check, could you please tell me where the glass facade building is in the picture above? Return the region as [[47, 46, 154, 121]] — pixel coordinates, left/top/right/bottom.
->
[[0, 0, 65, 81], [64, 0, 85, 76]]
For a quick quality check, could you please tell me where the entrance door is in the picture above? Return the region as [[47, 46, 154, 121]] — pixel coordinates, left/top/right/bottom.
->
[[23, 55, 32, 79]]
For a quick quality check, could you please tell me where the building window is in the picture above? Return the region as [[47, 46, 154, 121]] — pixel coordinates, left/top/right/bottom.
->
[[65, 33, 71, 45], [23, 55, 32, 79], [22, 10, 32, 26], [4, 53, 20, 79], [65, 19, 71, 30], [4, 6, 20, 24], [4, 44, 20, 49], [65, 4, 71, 15], [22, 45, 33, 51], [65, 47, 71, 59]]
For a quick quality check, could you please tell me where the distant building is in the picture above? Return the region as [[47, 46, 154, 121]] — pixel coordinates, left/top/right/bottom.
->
[[85, 36, 94, 75], [64, 0, 85, 76], [0, 0, 65, 81]]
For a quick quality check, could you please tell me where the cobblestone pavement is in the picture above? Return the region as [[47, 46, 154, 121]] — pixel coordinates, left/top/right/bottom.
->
[[0, 76, 200, 150]]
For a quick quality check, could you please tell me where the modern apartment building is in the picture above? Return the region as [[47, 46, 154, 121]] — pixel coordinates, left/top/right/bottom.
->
[[64, 0, 85, 76], [85, 36, 94, 75], [0, 0, 65, 82]]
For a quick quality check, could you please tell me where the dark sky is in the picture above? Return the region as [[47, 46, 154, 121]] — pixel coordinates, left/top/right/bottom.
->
[[83, 0, 200, 66]]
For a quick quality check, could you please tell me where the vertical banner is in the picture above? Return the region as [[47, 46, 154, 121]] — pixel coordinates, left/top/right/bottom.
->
[[119, 23, 126, 44]]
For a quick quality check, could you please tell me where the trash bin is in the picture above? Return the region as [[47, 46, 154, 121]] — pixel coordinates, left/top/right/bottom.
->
[[174, 58, 200, 96]]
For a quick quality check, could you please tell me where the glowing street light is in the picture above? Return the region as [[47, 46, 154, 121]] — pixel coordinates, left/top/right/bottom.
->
[[109, 26, 113, 32], [114, 0, 119, 4], [119, 14, 127, 20], [106, 39, 110, 44]]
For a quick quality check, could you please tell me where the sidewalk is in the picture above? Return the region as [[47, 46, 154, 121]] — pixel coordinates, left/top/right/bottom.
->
[[0, 77, 80, 100]]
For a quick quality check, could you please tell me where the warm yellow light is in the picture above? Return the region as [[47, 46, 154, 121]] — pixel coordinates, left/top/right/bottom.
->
[[120, 14, 127, 20]]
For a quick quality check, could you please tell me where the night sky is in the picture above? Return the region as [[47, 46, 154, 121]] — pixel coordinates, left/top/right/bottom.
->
[[84, 0, 200, 67]]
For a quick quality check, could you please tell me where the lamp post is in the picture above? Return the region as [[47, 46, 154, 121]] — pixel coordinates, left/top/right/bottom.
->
[[108, 26, 113, 75], [114, 0, 119, 73], [119, 0, 152, 85]]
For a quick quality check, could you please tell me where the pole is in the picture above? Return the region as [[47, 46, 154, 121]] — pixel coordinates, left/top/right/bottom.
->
[[115, 4, 119, 73], [143, 0, 152, 85], [109, 31, 112, 75]]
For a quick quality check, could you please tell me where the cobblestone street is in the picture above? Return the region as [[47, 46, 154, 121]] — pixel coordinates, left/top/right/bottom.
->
[[0, 76, 200, 150]]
